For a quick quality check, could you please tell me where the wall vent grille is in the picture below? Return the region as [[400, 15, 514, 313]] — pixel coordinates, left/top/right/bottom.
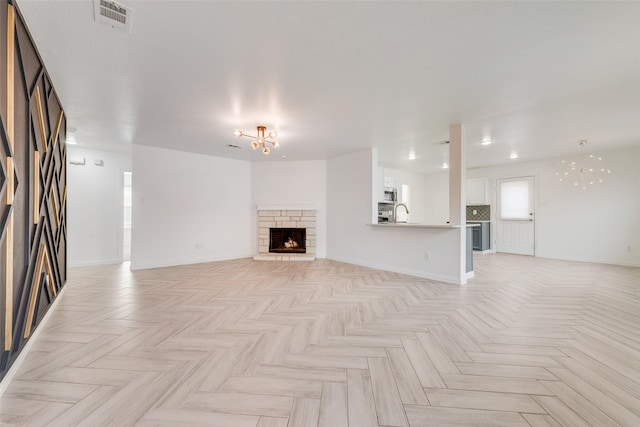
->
[[94, 0, 132, 33]]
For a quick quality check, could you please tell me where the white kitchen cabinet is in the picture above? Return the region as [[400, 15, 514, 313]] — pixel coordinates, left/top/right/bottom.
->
[[383, 174, 396, 188], [466, 177, 489, 205], [376, 167, 385, 201]]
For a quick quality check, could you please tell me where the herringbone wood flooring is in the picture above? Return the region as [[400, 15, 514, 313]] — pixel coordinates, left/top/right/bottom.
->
[[0, 254, 639, 426]]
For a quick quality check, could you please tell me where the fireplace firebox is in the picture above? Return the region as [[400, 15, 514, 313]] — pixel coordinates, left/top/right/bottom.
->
[[269, 228, 306, 253]]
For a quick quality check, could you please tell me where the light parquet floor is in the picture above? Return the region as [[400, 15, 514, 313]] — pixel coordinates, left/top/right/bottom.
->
[[1, 254, 639, 426]]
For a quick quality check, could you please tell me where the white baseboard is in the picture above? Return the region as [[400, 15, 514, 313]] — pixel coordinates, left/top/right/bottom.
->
[[535, 254, 640, 268], [0, 286, 68, 396], [130, 253, 255, 271], [473, 249, 493, 255], [69, 258, 122, 268], [326, 256, 463, 285]]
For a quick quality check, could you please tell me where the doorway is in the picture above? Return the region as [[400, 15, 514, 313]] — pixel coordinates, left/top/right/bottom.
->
[[496, 176, 535, 255], [123, 171, 132, 262]]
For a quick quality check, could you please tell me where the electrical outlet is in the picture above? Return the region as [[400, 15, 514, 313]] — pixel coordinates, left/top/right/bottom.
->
[[627, 245, 634, 252], [425, 252, 431, 261]]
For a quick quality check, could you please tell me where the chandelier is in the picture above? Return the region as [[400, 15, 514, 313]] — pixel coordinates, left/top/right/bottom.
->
[[556, 140, 611, 190], [233, 126, 279, 155]]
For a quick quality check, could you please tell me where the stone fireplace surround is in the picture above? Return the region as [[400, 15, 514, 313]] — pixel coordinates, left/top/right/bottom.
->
[[254, 206, 316, 261]]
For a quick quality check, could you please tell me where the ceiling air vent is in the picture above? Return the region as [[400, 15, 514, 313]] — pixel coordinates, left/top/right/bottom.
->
[[94, 0, 133, 33]]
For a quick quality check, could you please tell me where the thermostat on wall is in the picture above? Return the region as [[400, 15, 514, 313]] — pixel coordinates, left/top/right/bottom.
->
[[69, 157, 85, 165]]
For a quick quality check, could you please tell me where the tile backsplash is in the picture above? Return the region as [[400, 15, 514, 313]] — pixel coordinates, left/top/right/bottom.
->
[[466, 205, 491, 221]]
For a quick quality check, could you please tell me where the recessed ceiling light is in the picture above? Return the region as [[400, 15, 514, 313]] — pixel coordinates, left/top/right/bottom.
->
[[281, 155, 287, 159], [408, 151, 416, 160], [481, 139, 492, 145], [66, 139, 77, 145], [442, 162, 449, 169], [510, 150, 518, 159]]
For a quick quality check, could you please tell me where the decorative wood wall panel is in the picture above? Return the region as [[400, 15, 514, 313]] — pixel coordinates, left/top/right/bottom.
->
[[1, 0, 66, 382]]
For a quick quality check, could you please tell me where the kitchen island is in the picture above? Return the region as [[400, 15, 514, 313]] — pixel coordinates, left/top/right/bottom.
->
[[368, 222, 478, 278], [370, 223, 461, 229]]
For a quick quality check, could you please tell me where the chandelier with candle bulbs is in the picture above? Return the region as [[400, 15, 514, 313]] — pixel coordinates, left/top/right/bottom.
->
[[556, 140, 611, 190], [233, 126, 279, 155]]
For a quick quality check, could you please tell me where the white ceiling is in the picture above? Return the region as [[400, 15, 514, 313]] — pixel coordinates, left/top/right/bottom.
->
[[17, 0, 640, 173]]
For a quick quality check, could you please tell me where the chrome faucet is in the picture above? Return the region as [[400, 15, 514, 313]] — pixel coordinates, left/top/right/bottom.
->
[[393, 203, 410, 223]]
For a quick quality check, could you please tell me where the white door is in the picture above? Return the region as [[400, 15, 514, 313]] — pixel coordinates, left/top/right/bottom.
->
[[496, 177, 535, 255]]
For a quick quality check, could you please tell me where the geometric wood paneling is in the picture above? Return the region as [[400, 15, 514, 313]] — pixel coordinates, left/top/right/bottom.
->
[[1, 0, 66, 382]]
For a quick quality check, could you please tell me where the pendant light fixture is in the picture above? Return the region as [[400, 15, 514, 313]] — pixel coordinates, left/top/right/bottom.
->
[[556, 140, 611, 190], [233, 126, 279, 155]]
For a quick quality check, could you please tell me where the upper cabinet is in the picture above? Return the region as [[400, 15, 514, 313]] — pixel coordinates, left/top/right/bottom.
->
[[466, 177, 490, 205], [376, 167, 385, 201]]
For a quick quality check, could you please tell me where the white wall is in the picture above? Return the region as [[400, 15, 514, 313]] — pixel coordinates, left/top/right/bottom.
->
[[424, 171, 450, 224], [327, 149, 463, 284], [67, 146, 132, 267], [251, 160, 327, 258], [131, 145, 253, 270], [469, 146, 640, 267]]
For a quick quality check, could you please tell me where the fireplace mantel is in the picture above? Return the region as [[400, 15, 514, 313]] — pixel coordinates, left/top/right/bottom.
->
[[256, 204, 318, 211]]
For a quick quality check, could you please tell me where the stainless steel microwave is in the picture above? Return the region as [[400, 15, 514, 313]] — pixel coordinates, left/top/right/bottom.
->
[[383, 187, 397, 203]]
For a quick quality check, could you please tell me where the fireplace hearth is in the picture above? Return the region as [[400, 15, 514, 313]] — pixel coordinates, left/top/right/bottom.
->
[[270, 228, 306, 253]]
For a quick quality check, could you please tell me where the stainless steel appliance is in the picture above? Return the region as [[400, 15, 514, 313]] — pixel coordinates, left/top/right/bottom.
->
[[383, 187, 397, 203], [378, 187, 398, 222], [378, 202, 394, 222]]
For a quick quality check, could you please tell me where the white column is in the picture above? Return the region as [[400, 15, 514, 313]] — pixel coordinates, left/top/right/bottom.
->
[[448, 124, 467, 284], [371, 148, 380, 224]]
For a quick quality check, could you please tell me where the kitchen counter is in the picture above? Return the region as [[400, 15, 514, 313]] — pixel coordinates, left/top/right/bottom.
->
[[372, 222, 481, 229], [364, 220, 472, 284], [370, 223, 461, 229]]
